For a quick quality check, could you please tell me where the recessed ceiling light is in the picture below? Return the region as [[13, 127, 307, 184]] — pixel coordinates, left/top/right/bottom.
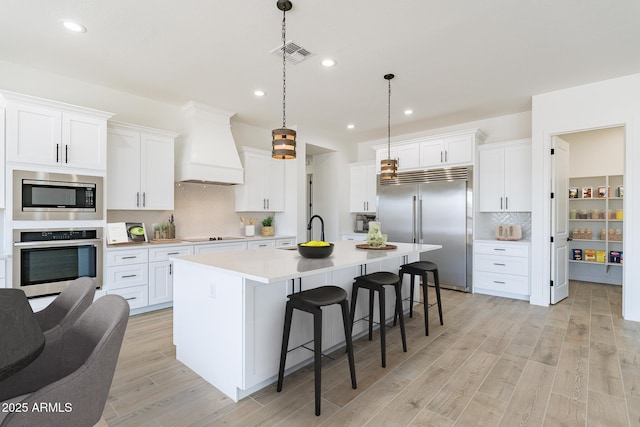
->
[[321, 59, 336, 68], [404, 109, 414, 115], [347, 124, 355, 129], [254, 90, 266, 97], [60, 19, 87, 33]]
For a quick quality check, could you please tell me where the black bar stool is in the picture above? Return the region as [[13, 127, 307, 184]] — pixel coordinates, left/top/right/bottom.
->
[[277, 285, 357, 416], [349, 272, 406, 368], [398, 261, 443, 336]]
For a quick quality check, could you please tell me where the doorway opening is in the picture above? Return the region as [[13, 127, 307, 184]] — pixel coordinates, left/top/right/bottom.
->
[[551, 126, 625, 304]]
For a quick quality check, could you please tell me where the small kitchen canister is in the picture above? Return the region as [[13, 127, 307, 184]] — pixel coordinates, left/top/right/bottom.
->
[[245, 225, 255, 237]]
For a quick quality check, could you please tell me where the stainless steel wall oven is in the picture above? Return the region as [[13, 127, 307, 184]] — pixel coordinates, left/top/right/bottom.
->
[[13, 228, 103, 298]]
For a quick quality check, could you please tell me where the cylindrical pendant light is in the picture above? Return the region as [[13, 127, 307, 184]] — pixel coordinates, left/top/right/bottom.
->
[[380, 73, 397, 179], [272, 0, 297, 160]]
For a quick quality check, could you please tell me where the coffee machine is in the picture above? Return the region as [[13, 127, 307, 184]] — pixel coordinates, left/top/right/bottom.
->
[[355, 214, 376, 233]]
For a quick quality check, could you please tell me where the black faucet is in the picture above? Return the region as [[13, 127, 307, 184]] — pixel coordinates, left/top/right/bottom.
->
[[307, 215, 325, 242]]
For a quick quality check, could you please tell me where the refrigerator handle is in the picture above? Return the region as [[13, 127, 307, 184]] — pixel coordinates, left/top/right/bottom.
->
[[412, 196, 417, 243], [418, 198, 423, 243]]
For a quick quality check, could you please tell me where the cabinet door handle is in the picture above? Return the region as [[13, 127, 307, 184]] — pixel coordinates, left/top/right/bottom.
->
[[136, 192, 140, 207], [493, 281, 506, 284], [167, 252, 179, 255], [121, 274, 138, 278], [169, 264, 172, 275], [65, 145, 69, 163], [56, 144, 60, 163], [440, 151, 443, 163], [142, 192, 146, 207], [493, 263, 506, 266], [445, 150, 448, 162], [505, 196, 508, 210], [125, 297, 137, 301], [500, 197, 503, 210], [121, 256, 138, 259], [267, 198, 270, 209], [493, 248, 506, 251]]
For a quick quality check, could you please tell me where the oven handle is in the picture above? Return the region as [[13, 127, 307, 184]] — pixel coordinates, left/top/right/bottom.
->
[[14, 238, 103, 248]]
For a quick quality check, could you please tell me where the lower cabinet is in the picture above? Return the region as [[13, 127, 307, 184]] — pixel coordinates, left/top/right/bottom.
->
[[148, 245, 193, 306], [473, 240, 530, 300]]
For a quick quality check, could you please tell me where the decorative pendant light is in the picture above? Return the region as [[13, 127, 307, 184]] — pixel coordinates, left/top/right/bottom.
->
[[272, 0, 296, 160], [380, 73, 397, 179]]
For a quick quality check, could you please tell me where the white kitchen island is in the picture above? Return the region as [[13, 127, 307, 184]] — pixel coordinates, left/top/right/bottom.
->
[[171, 240, 441, 401]]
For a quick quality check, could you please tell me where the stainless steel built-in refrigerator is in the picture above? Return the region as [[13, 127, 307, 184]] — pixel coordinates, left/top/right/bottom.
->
[[377, 166, 472, 292]]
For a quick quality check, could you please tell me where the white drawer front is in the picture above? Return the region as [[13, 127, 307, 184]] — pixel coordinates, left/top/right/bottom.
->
[[275, 238, 296, 248], [194, 242, 248, 254], [148, 245, 193, 262], [108, 285, 149, 310], [107, 248, 149, 266], [107, 264, 149, 290], [474, 271, 529, 295], [248, 240, 275, 249], [475, 254, 529, 276], [474, 242, 529, 257]]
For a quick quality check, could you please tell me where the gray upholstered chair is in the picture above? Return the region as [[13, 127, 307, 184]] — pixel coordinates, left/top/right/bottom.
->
[[0, 295, 129, 427], [34, 276, 97, 340]]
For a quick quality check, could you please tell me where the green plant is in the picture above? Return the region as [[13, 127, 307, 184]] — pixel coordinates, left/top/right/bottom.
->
[[262, 216, 273, 227]]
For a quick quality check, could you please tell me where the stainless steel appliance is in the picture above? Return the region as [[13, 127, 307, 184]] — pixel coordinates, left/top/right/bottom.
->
[[377, 166, 472, 292], [13, 170, 103, 220], [13, 228, 103, 298]]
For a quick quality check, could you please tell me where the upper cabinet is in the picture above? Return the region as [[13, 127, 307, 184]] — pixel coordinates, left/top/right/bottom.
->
[[420, 134, 476, 168], [107, 122, 179, 210], [235, 147, 285, 212], [349, 162, 377, 213], [2, 92, 112, 171], [373, 129, 485, 173], [478, 139, 532, 212]]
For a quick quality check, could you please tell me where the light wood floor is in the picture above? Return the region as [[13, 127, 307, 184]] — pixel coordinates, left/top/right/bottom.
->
[[104, 281, 640, 426]]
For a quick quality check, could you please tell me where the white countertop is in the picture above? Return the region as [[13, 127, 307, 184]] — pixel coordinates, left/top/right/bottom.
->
[[106, 235, 295, 250], [172, 240, 442, 284]]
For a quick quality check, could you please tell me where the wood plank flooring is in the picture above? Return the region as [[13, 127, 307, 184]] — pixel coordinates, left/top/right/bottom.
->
[[104, 281, 640, 426]]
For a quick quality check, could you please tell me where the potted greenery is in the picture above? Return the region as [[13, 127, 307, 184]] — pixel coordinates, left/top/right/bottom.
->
[[261, 216, 274, 236]]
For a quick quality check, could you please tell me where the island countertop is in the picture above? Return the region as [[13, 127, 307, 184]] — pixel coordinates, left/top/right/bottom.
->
[[172, 240, 442, 284]]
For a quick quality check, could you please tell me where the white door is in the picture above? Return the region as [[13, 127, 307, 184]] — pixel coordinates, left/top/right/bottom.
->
[[551, 137, 570, 304]]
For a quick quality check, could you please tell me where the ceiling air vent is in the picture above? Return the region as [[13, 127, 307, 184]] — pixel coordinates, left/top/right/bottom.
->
[[270, 41, 314, 64]]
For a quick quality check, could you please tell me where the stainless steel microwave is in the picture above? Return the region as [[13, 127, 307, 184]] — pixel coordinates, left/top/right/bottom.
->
[[13, 170, 103, 220]]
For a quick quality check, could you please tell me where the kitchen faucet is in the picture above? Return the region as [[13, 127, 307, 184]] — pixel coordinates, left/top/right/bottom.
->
[[307, 215, 325, 242]]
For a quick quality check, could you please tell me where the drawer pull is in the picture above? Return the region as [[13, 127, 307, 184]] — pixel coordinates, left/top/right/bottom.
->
[[281, 242, 291, 246], [121, 274, 138, 278], [121, 256, 138, 259], [493, 248, 506, 251], [125, 297, 137, 301], [493, 281, 506, 284], [493, 263, 506, 266], [167, 252, 180, 255]]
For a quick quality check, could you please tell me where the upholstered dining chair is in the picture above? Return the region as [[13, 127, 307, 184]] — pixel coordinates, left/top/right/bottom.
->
[[0, 295, 129, 427], [33, 276, 97, 340]]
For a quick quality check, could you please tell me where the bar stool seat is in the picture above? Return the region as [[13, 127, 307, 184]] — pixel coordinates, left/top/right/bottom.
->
[[350, 271, 406, 368], [399, 260, 443, 336], [277, 285, 357, 416]]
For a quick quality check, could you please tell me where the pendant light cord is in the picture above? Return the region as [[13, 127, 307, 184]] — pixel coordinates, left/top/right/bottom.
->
[[281, 8, 287, 129], [387, 77, 391, 158]]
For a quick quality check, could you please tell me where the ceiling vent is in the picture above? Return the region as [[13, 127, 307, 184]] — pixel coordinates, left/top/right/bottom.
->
[[270, 41, 314, 64]]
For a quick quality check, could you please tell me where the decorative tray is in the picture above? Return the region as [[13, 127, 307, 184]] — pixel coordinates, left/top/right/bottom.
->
[[355, 244, 397, 250]]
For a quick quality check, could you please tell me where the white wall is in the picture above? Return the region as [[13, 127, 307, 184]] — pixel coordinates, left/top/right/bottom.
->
[[562, 127, 624, 177], [531, 73, 640, 321]]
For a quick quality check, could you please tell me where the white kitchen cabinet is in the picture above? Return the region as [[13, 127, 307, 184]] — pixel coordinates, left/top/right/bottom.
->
[[375, 143, 420, 173], [349, 162, 377, 213], [194, 241, 248, 254], [478, 139, 531, 212], [107, 122, 178, 210], [275, 237, 296, 248], [3, 92, 112, 171], [247, 240, 275, 250], [148, 245, 193, 306], [419, 134, 474, 168], [106, 247, 149, 311], [473, 240, 530, 299], [235, 147, 285, 212]]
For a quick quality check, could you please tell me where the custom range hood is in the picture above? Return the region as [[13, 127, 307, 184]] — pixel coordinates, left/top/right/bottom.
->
[[175, 101, 244, 185]]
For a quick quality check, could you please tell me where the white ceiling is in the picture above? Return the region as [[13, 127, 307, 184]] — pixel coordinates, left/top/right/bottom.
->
[[1, 0, 639, 144]]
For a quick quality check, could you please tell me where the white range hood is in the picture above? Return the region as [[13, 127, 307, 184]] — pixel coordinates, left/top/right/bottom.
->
[[175, 101, 244, 185]]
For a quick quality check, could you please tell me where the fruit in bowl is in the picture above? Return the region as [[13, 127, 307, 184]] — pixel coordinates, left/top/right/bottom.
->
[[298, 241, 334, 258]]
